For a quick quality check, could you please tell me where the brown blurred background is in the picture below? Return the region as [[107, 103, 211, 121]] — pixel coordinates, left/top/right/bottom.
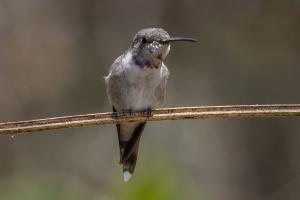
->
[[0, 0, 300, 199]]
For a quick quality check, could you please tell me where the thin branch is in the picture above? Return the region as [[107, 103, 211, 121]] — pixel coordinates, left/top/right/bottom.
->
[[0, 104, 300, 136]]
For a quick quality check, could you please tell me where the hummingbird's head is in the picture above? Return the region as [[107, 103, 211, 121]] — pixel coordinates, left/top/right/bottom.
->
[[131, 28, 196, 68]]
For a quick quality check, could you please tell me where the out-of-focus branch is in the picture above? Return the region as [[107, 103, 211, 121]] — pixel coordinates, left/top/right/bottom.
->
[[0, 104, 300, 136]]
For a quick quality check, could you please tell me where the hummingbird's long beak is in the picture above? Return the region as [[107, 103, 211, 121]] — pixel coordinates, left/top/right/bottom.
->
[[163, 37, 197, 43]]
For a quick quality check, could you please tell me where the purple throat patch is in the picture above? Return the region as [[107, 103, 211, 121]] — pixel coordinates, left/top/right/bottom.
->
[[135, 59, 157, 69]]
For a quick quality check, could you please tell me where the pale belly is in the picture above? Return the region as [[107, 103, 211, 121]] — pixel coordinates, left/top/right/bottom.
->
[[125, 86, 157, 111]]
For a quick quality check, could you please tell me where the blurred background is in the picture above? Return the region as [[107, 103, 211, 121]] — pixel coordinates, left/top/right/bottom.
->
[[0, 0, 300, 199]]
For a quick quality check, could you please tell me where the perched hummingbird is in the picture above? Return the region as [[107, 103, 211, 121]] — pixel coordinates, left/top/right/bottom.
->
[[105, 28, 196, 181]]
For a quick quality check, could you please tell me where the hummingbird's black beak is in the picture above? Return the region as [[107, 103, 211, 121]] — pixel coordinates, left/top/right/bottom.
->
[[163, 37, 197, 43]]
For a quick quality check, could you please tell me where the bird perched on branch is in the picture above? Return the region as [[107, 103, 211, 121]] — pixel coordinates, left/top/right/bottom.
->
[[105, 28, 196, 182]]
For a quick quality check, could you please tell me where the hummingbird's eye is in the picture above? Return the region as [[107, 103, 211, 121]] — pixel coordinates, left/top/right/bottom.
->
[[142, 37, 147, 44]]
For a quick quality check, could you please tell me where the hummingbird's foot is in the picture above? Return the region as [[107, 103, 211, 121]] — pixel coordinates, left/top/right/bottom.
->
[[112, 106, 119, 118], [143, 108, 153, 117], [122, 108, 134, 116], [112, 112, 119, 118]]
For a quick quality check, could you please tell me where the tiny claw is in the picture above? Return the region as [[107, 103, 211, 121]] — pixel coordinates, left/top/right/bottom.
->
[[112, 106, 120, 118], [143, 108, 153, 117], [122, 108, 134, 116], [112, 111, 119, 118]]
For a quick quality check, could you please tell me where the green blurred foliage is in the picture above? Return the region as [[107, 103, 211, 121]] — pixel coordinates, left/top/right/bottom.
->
[[112, 158, 195, 200], [0, 158, 200, 200]]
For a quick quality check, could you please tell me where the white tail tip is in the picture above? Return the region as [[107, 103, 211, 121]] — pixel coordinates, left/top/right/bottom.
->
[[123, 171, 132, 182]]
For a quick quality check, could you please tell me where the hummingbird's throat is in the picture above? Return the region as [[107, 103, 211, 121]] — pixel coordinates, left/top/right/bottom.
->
[[134, 58, 161, 69]]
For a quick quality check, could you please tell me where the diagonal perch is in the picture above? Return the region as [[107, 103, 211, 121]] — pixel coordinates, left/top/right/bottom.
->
[[0, 104, 300, 136]]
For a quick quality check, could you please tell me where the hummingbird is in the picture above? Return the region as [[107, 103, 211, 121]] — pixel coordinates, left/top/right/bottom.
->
[[105, 28, 196, 182]]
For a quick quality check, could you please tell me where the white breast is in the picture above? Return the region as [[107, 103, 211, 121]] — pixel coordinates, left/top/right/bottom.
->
[[122, 52, 162, 111]]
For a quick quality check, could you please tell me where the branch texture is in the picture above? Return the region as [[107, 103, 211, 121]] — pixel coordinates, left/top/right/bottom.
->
[[1, 104, 300, 136]]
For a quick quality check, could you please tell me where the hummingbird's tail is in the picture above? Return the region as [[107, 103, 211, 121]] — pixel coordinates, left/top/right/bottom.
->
[[117, 122, 146, 182], [122, 146, 138, 182]]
